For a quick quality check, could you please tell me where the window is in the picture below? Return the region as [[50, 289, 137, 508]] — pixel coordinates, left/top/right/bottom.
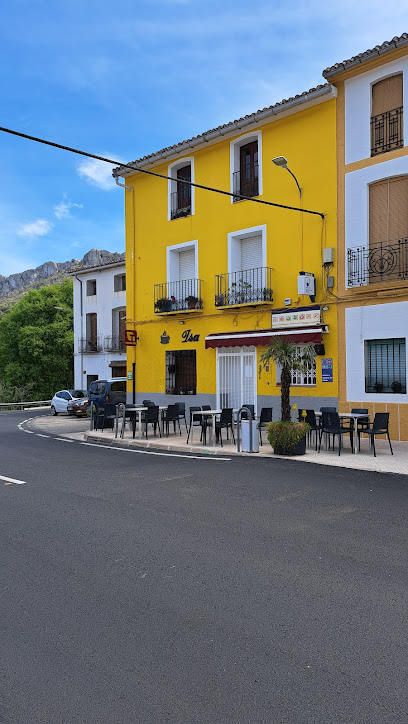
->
[[168, 158, 194, 220], [276, 346, 316, 387], [371, 74, 403, 156], [365, 338, 406, 393], [86, 312, 98, 351], [159, 240, 200, 311], [111, 366, 126, 378], [114, 274, 126, 292], [87, 374, 98, 389], [86, 279, 96, 296], [230, 132, 262, 202], [165, 350, 196, 395], [368, 176, 408, 282]]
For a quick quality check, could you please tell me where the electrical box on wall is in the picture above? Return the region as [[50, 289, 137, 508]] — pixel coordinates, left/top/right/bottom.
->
[[284, 298, 291, 306], [297, 273, 315, 297], [323, 247, 335, 265]]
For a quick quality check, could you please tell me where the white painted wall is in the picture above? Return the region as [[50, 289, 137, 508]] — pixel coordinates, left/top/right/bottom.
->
[[345, 155, 408, 287], [345, 57, 408, 165], [72, 263, 126, 389], [345, 301, 408, 403]]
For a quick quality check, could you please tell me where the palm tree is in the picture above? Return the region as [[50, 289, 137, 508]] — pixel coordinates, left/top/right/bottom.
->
[[260, 337, 316, 422]]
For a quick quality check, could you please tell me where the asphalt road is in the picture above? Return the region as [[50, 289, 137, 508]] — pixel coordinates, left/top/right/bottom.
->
[[1, 409, 407, 723]]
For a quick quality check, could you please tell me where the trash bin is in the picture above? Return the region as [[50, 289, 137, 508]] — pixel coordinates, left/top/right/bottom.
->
[[241, 420, 259, 453]]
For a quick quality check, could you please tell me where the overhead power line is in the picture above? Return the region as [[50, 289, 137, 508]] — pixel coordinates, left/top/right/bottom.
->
[[0, 125, 325, 219]]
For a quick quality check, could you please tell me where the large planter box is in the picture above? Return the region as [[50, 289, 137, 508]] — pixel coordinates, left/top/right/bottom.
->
[[274, 436, 306, 456]]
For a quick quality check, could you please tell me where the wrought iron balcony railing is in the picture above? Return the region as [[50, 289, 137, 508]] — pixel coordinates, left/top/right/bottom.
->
[[371, 106, 403, 156], [170, 190, 191, 220], [104, 336, 125, 352], [215, 267, 273, 307], [347, 238, 408, 286], [232, 163, 259, 201], [154, 278, 203, 314], [78, 337, 102, 353]]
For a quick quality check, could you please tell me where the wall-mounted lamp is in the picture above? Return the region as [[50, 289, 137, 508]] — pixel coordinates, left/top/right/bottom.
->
[[179, 320, 185, 325], [272, 156, 302, 198]]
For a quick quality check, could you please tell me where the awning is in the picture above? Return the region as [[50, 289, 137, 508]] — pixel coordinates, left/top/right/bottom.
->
[[205, 327, 324, 349]]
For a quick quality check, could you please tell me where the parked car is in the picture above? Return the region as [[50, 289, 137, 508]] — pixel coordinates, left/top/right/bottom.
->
[[88, 378, 127, 412], [51, 390, 88, 416]]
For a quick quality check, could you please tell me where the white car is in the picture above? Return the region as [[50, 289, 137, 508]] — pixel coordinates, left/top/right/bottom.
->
[[51, 390, 88, 416]]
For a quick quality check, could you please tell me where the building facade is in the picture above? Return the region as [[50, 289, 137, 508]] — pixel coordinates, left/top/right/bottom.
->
[[71, 260, 127, 390], [113, 85, 338, 418], [324, 33, 408, 440]]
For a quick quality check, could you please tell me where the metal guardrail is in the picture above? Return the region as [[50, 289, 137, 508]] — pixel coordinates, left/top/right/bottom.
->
[[0, 400, 52, 410]]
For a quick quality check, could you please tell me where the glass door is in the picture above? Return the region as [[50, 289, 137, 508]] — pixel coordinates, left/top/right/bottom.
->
[[217, 346, 257, 412]]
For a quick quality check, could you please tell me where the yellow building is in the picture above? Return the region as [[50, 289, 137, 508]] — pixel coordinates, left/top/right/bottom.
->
[[113, 83, 338, 419], [323, 33, 408, 440]]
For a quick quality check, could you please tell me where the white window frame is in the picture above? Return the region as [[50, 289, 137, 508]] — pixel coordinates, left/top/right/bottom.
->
[[166, 239, 198, 284], [227, 224, 267, 274], [167, 157, 195, 221], [230, 130, 262, 203]]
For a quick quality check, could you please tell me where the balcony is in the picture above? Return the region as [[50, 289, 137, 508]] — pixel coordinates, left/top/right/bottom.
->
[[78, 337, 102, 353], [371, 106, 403, 156], [154, 279, 203, 314], [170, 190, 191, 220], [232, 163, 259, 201], [347, 238, 408, 287], [104, 336, 125, 352], [215, 267, 273, 307]]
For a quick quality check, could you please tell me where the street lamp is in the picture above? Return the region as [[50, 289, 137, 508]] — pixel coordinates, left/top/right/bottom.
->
[[272, 156, 302, 198]]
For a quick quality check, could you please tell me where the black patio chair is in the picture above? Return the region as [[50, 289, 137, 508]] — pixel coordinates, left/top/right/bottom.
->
[[95, 403, 117, 432], [359, 412, 393, 456], [215, 408, 235, 447], [142, 399, 155, 407], [318, 411, 354, 456], [241, 404, 255, 420], [141, 405, 161, 440], [162, 404, 181, 437], [186, 406, 202, 443], [298, 409, 319, 450], [258, 407, 273, 445], [351, 408, 370, 435], [320, 406, 337, 413], [175, 402, 187, 429]]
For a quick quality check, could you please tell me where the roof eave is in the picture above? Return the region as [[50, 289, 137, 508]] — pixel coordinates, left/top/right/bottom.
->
[[323, 36, 408, 80]]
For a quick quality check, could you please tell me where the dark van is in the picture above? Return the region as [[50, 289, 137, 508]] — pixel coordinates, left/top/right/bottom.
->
[[88, 378, 127, 411]]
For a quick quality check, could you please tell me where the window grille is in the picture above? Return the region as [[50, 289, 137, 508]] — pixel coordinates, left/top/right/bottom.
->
[[165, 350, 196, 395], [365, 338, 406, 393], [290, 346, 316, 386]]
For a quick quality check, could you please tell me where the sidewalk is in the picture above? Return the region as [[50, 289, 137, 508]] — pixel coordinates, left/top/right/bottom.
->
[[84, 426, 408, 475]]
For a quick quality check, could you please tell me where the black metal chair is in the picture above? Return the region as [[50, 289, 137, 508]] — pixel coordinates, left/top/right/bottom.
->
[[141, 405, 161, 439], [241, 404, 255, 420], [298, 409, 319, 450], [175, 402, 187, 429], [186, 406, 202, 444], [359, 412, 393, 456], [162, 404, 181, 437], [200, 404, 213, 444], [215, 408, 235, 446], [258, 407, 273, 445], [351, 408, 370, 434], [95, 403, 117, 432], [318, 411, 354, 456]]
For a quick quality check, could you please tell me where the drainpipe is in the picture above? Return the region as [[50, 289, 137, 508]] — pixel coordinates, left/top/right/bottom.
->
[[74, 274, 84, 388], [115, 177, 133, 192]]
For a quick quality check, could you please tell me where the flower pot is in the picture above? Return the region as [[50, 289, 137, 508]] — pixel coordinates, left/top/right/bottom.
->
[[274, 436, 306, 456]]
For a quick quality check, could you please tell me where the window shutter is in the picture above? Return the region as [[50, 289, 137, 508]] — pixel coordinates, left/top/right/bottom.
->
[[369, 180, 388, 245], [240, 235, 262, 270], [370, 176, 408, 245], [372, 74, 403, 116], [178, 248, 195, 280]]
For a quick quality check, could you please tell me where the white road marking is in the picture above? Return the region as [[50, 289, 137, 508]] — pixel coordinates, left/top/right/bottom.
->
[[80, 442, 231, 461], [54, 437, 74, 442], [24, 430, 34, 434], [36, 434, 49, 438], [1, 474, 27, 485]]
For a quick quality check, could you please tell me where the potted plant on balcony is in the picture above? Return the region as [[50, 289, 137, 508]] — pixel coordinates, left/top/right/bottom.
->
[[155, 298, 173, 313], [215, 294, 225, 307], [391, 380, 402, 393], [185, 295, 198, 310], [260, 336, 315, 455]]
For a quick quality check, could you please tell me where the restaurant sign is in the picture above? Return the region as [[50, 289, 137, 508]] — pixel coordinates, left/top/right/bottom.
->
[[271, 308, 321, 329]]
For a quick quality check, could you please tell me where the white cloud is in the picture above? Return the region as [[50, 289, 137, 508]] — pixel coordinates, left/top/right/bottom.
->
[[17, 219, 53, 237], [54, 196, 83, 219], [77, 158, 117, 191]]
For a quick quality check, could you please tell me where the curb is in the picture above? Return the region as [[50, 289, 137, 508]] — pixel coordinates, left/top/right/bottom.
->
[[83, 432, 256, 457]]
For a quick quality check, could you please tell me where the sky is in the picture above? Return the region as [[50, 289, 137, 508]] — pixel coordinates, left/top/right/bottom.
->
[[0, 0, 406, 277]]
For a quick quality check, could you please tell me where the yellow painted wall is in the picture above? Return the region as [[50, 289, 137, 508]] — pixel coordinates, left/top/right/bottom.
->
[[124, 97, 338, 401]]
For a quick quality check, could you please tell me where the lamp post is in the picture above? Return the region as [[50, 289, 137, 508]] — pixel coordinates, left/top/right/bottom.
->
[[272, 156, 302, 198]]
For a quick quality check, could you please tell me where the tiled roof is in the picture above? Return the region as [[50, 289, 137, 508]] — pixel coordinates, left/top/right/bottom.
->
[[69, 258, 125, 274], [112, 83, 332, 176], [323, 33, 408, 79]]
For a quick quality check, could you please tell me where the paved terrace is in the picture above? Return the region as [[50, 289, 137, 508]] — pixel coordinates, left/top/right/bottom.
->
[[84, 424, 408, 476]]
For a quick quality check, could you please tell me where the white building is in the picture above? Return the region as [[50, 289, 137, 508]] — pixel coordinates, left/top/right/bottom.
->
[[70, 260, 127, 390]]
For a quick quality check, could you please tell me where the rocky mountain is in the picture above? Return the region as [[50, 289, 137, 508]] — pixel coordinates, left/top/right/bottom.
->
[[0, 249, 125, 297]]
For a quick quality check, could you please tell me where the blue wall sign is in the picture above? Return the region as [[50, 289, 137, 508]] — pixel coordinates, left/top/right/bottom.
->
[[321, 358, 333, 383]]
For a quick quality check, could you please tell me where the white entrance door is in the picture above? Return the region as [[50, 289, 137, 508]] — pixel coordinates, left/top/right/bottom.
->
[[217, 346, 257, 412]]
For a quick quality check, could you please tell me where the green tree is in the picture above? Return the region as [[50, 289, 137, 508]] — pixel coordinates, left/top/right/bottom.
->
[[0, 279, 73, 400], [260, 337, 316, 422]]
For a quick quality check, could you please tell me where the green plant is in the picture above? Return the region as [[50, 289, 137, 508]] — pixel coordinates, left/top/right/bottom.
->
[[391, 380, 402, 393], [260, 336, 316, 422], [155, 298, 172, 312], [262, 287, 273, 301], [266, 420, 310, 452], [185, 295, 198, 309]]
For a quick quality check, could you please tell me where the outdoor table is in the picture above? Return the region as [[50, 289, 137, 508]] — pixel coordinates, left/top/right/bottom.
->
[[120, 406, 148, 439], [187, 409, 222, 446], [315, 411, 370, 453]]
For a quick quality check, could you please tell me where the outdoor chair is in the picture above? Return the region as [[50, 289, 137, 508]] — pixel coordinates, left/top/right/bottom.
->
[[215, 408, 235, 447], [258, 407, 273, 445], [351, 408, 370, 434], [241, 404, 255, 420], [95, 403, 117, 433], [201, 405, 213, 445], [187, 406, 203, 444], [298, 409, 319, 450], [141, 405, 161, 440], [359, 412, 393, 456], [318, 411, 354, 456], [162, 404, 181, 437], [320, 406, 337, 413], [175, 402, 187, 429], [142, 399, 155, 407]]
